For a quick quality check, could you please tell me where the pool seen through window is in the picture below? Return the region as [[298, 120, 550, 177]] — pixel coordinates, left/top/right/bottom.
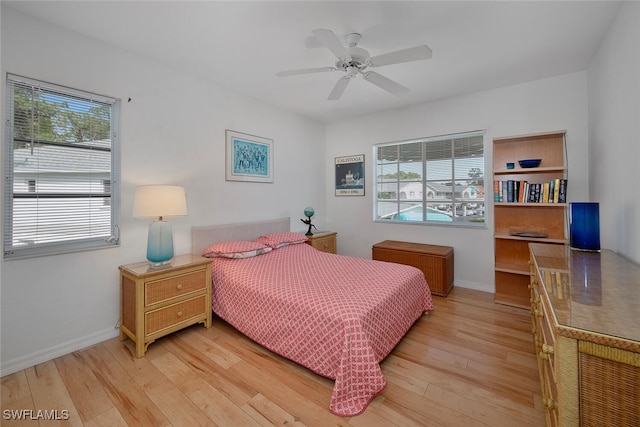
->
[[374, 131, 486, 227]]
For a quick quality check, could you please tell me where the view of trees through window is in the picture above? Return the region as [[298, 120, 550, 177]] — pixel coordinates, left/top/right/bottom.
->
[[12, 87, 111, 145], [374, 132, 485, 227], [5, 75, 119, 258]]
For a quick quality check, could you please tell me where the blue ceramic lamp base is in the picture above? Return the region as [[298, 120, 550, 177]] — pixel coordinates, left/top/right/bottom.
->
[[146, 220, 174, 265]]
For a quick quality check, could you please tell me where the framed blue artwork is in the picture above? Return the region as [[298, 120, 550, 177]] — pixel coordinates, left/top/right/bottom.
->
[[225, 130, 273, 183]]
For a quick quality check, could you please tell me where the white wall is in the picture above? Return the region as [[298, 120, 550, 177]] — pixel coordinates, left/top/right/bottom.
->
[[0, 7, 325, 374], [588, 1, 640, 264], [325, 72, 589, 292]]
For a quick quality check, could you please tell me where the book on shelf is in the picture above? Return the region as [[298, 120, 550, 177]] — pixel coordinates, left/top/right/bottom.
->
[[518, 180, 526, 203], [558, 178, 567, 203], [553, 178, 560, 203], [494, 178, 567, 204], [507, 180, 515, 203]]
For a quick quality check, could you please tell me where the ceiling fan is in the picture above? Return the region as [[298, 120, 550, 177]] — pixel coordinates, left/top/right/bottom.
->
[[276, 29, 432, 100]]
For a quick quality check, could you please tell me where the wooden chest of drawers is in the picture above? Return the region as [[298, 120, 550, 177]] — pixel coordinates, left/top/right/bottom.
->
[[119, 254, 212, 357], [372, 240, 454, 297]]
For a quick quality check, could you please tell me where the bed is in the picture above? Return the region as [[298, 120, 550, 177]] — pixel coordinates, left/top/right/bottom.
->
[[192, 218, 434, 416]]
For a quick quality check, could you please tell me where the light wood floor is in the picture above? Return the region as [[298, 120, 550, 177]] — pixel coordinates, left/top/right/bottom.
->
[[1, 287, 544, 426]]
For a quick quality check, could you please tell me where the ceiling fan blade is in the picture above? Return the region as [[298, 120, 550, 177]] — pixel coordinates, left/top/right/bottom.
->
[[312, 29, 350, 60], [369, 45, 432, 67], [328, 76, 350, 100], [362, 71, 409, 96], [276, 67, 336, 77]]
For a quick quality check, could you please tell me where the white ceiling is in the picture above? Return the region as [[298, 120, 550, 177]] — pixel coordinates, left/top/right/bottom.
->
[[5, 1, 622, 123]]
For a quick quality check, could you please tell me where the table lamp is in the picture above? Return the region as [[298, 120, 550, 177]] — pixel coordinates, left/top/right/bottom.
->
[[133, 185, 188, 265]]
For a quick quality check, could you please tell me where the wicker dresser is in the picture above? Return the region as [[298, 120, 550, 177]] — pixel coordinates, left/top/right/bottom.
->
[[529, 243, 640, 427], [372, 240, 453, 297], [119, 254, 212, 357]]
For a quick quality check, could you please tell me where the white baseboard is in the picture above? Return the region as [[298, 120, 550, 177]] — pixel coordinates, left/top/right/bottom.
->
[[454, 280, 494, 293], [1, 328, 120, 377]]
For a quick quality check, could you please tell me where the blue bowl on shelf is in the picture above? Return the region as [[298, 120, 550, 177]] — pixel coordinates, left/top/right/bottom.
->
[[518, 159, 542, 168]]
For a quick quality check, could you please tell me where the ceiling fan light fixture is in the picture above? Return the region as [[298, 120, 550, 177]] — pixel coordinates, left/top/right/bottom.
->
[[346, 66, 360, 77], [346, 47, 369, 65]]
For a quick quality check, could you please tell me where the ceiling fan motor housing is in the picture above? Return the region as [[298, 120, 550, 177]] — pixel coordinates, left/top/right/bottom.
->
[[276, 29, 432, 100], [336, 46, 370, 73]]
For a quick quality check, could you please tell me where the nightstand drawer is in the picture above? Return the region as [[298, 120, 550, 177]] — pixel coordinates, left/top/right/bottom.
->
[[311, 235, 336, 253], [306, 231, 337, 254], [145, 295, 206, 336], [145, 269, 207, 306]]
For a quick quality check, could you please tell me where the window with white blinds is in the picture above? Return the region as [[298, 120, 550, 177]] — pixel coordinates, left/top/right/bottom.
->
[[374, 131, 486, 227], [4, 74, 120, 259]]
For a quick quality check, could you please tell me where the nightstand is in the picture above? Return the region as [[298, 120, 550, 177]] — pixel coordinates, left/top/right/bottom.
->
[[306, 231, 337, 254], [119, 254, 212, 357]]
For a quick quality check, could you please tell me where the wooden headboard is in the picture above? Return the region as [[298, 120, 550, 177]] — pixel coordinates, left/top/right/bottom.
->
[[191, 217, 290, 256]]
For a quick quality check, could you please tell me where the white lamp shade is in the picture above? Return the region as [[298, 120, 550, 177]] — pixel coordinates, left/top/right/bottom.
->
[[133, 185, 188, 219]]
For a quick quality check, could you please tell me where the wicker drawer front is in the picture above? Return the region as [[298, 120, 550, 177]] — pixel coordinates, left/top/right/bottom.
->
[[145, 295, 206, 336], [145, 269, 206, 306], [579, 343, 640, 427], [310, 235, 336, 253]]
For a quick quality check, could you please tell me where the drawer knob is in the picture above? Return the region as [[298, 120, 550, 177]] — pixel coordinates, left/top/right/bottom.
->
[[176, 284, 183, 290], [544, 398, 556, 409], [176, 311, 183, 317]]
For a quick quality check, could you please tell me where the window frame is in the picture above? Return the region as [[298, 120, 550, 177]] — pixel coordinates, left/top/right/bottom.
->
[[373, 130, 486, 228], [4, 74, 121, 259]]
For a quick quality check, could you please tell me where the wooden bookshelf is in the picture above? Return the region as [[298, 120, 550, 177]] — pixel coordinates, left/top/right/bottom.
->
[[493, 131, 568, 308]]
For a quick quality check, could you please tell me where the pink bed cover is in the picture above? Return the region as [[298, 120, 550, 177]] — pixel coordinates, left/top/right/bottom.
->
[[210, 242, 433, 416]]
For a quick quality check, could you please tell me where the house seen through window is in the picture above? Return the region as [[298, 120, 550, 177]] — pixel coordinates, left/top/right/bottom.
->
[[374, 131, 486, 227], [4, 74, 120, 259]]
